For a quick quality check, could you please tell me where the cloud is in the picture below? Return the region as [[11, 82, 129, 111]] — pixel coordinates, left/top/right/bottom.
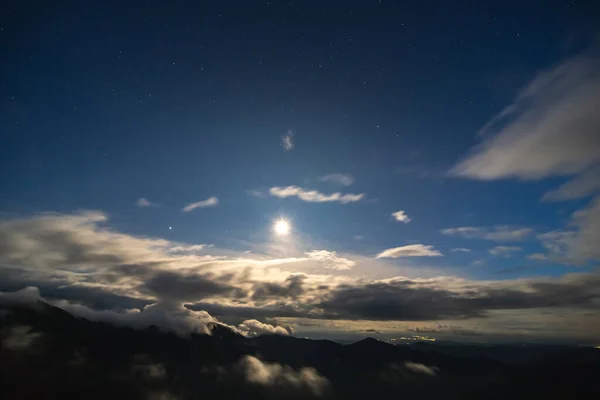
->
[[132, 354, 167, 381], [1, 211, 600, 341], [440, 226, 532, 241], [376, 244, 442, 258], [542, 166, 600, 201], [305, 250, 356, 270], [527, 253, 548, 261], [136, 198, 155, 207], [166, 244, 210, 254], [391, 210, 411, 223], [236, 319, 290, 337], [568, 194, 600, 262], [208, 355, 330, 397], [451, 50, 600, 181], [1, 325, 42, 351], [142, 271, 234, 302], [182, 197, 218, 212], [318, 173, 355, 186], [269, 186, 365, 203], [281, 129, 294, 151], [489, 246, 522, 256], [53, 299, 223, 336], [404, 361, 439, 376], [535, 193, 600, 264], [451, 248, 472, 252], [248, 189, 268, 199]]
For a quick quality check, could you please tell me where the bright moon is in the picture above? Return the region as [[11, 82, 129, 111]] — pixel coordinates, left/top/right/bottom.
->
[[273, 219, 290, 236]]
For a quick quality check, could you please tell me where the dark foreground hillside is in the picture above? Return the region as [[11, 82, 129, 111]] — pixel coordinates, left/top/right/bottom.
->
[[1, 301, 599, 400]]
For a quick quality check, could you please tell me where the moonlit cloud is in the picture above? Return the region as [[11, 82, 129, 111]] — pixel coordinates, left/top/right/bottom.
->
[[534, 196, 600, 264], [236, 319, 290, 337], [281, 129, 294, 151], [182, 196, 219, 212], [542, 166, 600, 202], [489, 246, 522, 256], [136, 198, 154, 207], [451, 248, 472, 252], [451, 51, 600, 181], [376, 244, 442, 258], [305, 250, 356, 271], [391, 210, 411, 223], [404, 362, 439, 376], [318, 173, 355, 186], [441, 226, 532, 241], [205, 356, 331, 396], [269, 186, 365, 203], [2, 211, 600, 342]]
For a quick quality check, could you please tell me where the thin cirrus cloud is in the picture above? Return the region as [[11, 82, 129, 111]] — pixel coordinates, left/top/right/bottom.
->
[[269, 186, 365, 204], [450, 50, 600, 202], [489, 246, 522, 256], [182, 196, 219, 212], [281, 129, 294, 151], [440, 226, 532, 241], [391, 210, 411, 223], [136, 198, 154, 207], [318, 173, 355, 186], [376, 244, 442, 258], [542, 166, 600, 202], [451, 248, 472, 252]]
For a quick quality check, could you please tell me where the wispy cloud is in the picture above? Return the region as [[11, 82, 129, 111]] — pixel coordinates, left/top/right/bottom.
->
[[248, 189, 268, 199], [451, 50, 600, 205], [182, 197, 219, 212], [376, 244, 442, 258], [319, 173, 355, 186], [451, 248, 472, 252], [281, 129, 294, 151], [527, 253, 548, 261], [269, 186, 365, 204], [452, 51, 600, 181], [441, 226, 532, 241], [391, 210, 411, 223], [136, 198, 154, 207], [542, 166, 600, 202], [489, 246, 522, 256]]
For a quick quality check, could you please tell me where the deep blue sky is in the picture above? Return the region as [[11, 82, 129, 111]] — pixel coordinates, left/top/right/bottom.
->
[[2, 0, 599, 281]]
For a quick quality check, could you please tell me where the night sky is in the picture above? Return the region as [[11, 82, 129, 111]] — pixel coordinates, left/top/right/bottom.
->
[[1, 1, 600, 343]]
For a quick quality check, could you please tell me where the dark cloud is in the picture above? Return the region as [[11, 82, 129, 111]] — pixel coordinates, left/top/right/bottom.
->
[[142, 272, 234, 302], [251, 275, 306, 301]]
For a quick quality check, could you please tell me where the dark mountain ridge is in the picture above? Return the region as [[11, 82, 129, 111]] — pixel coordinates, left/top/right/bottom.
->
[[1, 301, 599, 399]]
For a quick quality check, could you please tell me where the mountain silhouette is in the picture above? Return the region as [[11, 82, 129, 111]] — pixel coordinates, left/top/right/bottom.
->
[[1, 300, 599, 399]]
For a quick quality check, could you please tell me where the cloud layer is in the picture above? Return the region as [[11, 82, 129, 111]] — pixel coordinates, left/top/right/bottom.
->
[[1, 212, 600, 342]]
